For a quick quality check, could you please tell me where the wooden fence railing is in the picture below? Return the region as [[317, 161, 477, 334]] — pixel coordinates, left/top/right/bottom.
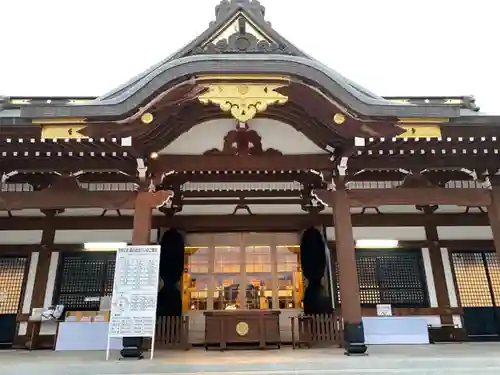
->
[[155, 315, 190, 350], [291, 312, 343, 349]]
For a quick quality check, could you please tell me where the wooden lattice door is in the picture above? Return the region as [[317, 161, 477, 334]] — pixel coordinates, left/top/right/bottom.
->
[[0, 256, 28, 345], [450, 252, 500, 340]]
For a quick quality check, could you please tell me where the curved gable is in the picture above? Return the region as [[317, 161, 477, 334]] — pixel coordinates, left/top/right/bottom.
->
[[159, 119, 327, 155]]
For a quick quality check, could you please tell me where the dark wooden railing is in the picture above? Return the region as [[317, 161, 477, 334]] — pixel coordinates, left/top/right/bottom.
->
[[291, 312, 343, 349], [155, 315, 190, 350]]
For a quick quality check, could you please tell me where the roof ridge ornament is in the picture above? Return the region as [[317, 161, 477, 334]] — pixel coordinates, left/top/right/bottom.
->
[[215, 0, 265, 21]]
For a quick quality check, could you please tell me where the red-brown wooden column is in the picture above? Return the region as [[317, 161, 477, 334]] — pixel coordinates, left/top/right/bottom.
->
[[132, 192, 154, 245], [333, 178, 366, 355], [487, 187, 500, 259], [124, 190, 173, 353], [422, 207, 453, 325], [24, 209, 57, 348], [132, 190, 173, 245]]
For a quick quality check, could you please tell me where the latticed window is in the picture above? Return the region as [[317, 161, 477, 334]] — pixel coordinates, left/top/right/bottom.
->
[[451, 251, 500, 307], [485, 252, 500, 306], [53, 253, 116, 311], [335, 250, 429, 307], [0, 257, 28, 315]]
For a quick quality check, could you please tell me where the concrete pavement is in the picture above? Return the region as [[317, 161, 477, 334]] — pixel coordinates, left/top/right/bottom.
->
[[1, 343, 500, 375]]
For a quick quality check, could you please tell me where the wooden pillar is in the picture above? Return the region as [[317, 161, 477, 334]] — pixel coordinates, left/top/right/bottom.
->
[[25, 210, 56, 348], [131, 190, 173, 245], [487, 187, 500, 259], [132, 192, 155, 245], [333, 178, 366, 355], [422, 207, 453, 325], [124, 190, 173, 352]]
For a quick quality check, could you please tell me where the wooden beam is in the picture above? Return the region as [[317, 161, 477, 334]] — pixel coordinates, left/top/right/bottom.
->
[[151, 154, 333, 173], [315, 188, 491, 207], [0, 212, 489, 231], [4, 240, 493, 255], [0, 158, 135, 174], [183, 198, 301, 205], [349, 155, 500, 171], [0, 190, 137, 210]]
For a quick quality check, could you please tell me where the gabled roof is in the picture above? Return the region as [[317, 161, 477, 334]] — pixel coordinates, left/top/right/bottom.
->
[[99, 0, 311, 101], [0, 0, 497, 125], [16, 55, 466, 119]]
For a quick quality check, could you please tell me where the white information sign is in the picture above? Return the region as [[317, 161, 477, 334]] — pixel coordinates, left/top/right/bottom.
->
[[376, 304, 393, 317], [106, 245, 161, 360]]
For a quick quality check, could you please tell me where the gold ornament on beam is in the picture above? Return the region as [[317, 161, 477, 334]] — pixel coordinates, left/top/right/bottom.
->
[[396, 125, 442, 138], [333, 113, 345, 125], [141, 112, 154, 124], [197, 83, 288, 122], [41, 124, 88, 139]]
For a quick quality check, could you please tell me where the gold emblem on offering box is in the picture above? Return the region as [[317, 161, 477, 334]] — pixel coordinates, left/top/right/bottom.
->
[[235, 321, 249, 336]]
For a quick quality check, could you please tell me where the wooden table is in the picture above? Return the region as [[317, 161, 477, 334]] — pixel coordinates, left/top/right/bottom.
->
[[204, 310, 281, 350]]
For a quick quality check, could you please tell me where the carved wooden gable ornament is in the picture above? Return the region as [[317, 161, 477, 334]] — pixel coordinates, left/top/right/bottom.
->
[[183, 0, 304, 57]]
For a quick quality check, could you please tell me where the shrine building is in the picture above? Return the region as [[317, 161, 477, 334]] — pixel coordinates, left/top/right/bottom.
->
[[1, 0, 500, 354]]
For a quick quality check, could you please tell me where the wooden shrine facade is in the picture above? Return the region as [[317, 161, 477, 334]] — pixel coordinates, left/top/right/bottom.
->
[[1, 0, 500, 354]]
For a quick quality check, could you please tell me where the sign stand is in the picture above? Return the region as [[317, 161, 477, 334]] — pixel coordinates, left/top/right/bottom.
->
[[105, 245, 161, 360], [105, 336, 111, 361], [376, 304, 392, 317]]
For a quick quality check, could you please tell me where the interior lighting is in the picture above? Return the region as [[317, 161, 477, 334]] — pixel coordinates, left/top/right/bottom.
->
[[83, 242, 127, 251], [355, 239, 399, 249]]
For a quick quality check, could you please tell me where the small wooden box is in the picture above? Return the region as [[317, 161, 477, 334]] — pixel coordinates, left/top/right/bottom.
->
[[428, 325, 468, 343]]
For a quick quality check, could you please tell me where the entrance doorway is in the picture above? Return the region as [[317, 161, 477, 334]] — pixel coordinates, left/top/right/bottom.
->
[[183, 233, 303, 311], [182, 232, 304, 343], [450, 251, 500, 340], [0, 256, 28, 348]]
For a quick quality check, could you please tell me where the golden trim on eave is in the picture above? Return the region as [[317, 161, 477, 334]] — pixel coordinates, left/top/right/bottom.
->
[[40, 124, 88, 139], [396, 125, 442, 138], [395, 118, 446, 138]]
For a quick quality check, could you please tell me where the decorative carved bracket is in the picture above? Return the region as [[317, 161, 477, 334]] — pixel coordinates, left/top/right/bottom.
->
[[231, 203, 254, 215], [158, 185, 183, 216], [301, 185, 326, 214], [400, 173, 437, 189], [198, 83, 288, 122], [204, 123, 281, 156]]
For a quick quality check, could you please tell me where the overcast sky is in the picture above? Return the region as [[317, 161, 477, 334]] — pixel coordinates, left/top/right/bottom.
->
[[1, 0, 499, 112]]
